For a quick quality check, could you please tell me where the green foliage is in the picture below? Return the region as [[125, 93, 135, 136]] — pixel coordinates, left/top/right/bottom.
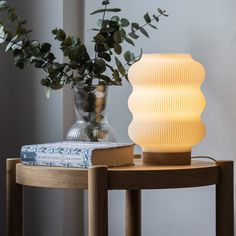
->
[[0, 0, 168, 92]]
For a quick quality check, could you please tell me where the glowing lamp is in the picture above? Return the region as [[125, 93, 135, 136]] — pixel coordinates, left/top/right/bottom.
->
[[128, 54, 206, 165]]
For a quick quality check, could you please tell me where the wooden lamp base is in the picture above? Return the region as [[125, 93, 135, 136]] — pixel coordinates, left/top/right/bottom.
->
[[142, 152, 191, 166]]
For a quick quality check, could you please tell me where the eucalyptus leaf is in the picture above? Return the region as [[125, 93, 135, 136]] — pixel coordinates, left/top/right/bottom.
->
[[32, 48, 40, 56], [12, 40, 22, 50], [113, 31, 122, 43], [124, 51, 132, 62], [91, 28, 100, 31], [102, 20, 110, 28], [62, 36, 73, 46], [13, 48, 23, 57], [0, 30, 5, 43], [90, 8, 121, 15], [115, 56, 126, 76], [100, 52, 111, 62], [101, 27, 115, 33], [95, 43, 106, 52], [34, 60, 44, 68], [128, 32, 139, 39], [148, 23, 157, 29], [157, 8, 163, 14], [94, 33, 105, 43], [56, 29, 66, 41], [124, 37, 135, 46], [113, 43, 122, 54], [115, 56, 122, 68], [11, 35, 18, 41], [139, 27, 149, 38], [77, 44, 86, 56], [119, 66, 126, 76], [41, 43, 51, 53], [45, 52, 56, 62], [144, 12, 151, 23], [121, 18, 129, 27], [112, 69, 120, 81], [41, 78, 50, 86], [52, 28, 58, 35], [30, 40, 40, 48], [50, 81, 63, 90], [5, 41, 14, 51], [102, 0, 110, 5], [97, 19, 103, 27], [120, 28, 126, 37], [162, 11, 169, 17], [16, 25, 26, 35], [131, 23, 140, 30], [94, 58, 106, 74], [111, 16, 120, 22]]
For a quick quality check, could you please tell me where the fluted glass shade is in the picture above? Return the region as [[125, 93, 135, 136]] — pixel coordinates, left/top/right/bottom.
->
[[128, 54, 206, 165]]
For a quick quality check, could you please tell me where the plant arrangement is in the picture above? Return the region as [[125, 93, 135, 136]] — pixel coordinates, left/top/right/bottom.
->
[[0, 0, 168, 95]]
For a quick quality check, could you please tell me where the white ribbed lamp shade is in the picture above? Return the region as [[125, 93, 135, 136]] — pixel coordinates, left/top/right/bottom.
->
[[128, 54, 206, 165]]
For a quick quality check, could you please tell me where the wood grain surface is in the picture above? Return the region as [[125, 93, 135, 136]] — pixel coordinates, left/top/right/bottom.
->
[[6, 158, 23, 236], [88, 166, 108, 236], [16, 160, 219, 190]]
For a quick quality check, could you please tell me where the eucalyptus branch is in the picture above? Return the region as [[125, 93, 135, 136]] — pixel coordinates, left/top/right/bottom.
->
[[129, 13, 163, 35], [15, 17, 30, 40], [94, 3, 108, 59], [0, 2, 31, 40], [0, 1, 168, 91]]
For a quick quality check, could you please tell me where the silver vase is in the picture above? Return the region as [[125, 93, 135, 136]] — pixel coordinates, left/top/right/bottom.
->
[[66, 84, 117, 142]]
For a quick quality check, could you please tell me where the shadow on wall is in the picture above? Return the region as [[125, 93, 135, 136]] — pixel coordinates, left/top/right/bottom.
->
[[0, 1, 39, 234], [0, 47, 37, 235]]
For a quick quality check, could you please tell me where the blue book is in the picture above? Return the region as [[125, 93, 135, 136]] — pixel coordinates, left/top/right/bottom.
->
[[21, 141, 134, 168]]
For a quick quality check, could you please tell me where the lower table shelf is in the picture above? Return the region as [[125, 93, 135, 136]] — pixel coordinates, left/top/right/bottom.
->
[[6, 158, 234, 236]]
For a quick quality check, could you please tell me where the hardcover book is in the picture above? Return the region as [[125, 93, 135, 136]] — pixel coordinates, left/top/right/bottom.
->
[[21, 141, 134, 168]]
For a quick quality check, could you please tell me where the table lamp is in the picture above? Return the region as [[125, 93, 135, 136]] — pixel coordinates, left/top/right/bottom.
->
[[128, 54, 206, 165]]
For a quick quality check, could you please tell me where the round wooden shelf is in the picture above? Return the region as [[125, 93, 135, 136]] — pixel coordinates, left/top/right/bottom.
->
[[16, 159, 219, 190], [7, 158, 234, 236]]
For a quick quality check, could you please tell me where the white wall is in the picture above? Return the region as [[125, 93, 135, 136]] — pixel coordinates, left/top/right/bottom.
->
[[85, 0, 236, 235]]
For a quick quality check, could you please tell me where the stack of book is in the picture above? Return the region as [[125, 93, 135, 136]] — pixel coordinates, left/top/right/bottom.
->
[[21, 141, 134, 168]]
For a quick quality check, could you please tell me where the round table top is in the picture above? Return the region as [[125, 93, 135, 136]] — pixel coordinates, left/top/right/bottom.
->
[[16, 159, 219, 190]]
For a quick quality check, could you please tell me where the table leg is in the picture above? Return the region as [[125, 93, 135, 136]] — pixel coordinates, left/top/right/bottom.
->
[[6, 158, 23, 236], [88, 166, 108, 236], [125, 189, 141, 236], [216, 161, 234, 236]]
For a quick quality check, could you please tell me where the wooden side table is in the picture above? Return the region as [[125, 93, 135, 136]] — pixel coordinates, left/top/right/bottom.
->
[[6, 158, 234, 236]]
